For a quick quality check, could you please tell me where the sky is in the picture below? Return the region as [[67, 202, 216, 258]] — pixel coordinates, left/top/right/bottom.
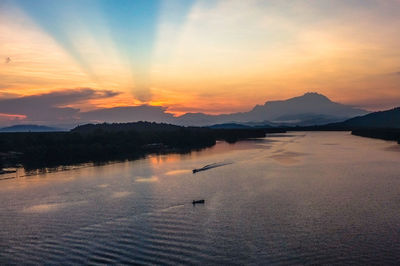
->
[[0, 0, 400, 126]]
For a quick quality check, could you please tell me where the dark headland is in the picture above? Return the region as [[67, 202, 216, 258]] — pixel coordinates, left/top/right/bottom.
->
[[281, 107, 400, 143]]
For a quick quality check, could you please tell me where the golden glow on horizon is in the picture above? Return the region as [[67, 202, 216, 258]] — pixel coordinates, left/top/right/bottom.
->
[[1, 0, 400, 118], [149, 1, 400, 113]]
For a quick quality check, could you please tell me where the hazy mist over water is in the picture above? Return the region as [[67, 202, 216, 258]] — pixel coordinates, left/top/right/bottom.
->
[[1, 132, 400, 264]]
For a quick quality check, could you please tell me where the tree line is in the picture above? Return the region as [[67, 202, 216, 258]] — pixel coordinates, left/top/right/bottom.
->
[[0, 122, 273, 170]]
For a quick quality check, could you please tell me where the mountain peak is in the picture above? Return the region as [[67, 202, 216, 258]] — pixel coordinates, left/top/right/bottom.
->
[[279, 92, 331, 104], [175, 92, 368, 126], [260, 92, 332, 107], [302, 92, 330, 100]]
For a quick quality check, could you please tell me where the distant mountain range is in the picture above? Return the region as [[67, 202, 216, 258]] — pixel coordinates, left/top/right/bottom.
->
[[0, 125, 63, 132], [208, 123, 253, 129], [0, 92, 376, 130], [175, 92, 368, 126], [2, 105, 399, 132]]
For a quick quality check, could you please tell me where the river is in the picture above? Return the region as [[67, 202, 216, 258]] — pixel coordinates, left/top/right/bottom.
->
[[1, 132, 400, 264]]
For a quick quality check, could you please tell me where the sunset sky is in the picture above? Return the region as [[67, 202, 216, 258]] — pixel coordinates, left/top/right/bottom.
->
[[1, 0, 400, 126]]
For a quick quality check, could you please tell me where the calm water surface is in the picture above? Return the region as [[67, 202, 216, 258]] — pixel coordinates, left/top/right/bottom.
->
[[1, 132, 400, 265]]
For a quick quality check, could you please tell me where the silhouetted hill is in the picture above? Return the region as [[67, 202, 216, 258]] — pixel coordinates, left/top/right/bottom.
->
[[0, 121, 269, 170], [72, 121, 182, 134], [0, 124, 62, 132], [175, 92, 368, 126], [331, 107, 400, 143], [334, 107, 400, 128], [71, 121, 267, 143], [283, 107, 400, 143]]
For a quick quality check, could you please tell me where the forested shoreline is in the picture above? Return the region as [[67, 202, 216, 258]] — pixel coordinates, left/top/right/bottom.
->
[[351, 128, 400, 143], [0, 122, 281, 171], [3, 120, 398, 173]]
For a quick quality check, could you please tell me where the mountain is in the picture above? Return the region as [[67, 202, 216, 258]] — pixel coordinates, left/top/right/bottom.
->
[[333, 107, 400, 128], [0, 92, 369, 128], [0, 124, 63, 132], [175, 92, 368, 126]]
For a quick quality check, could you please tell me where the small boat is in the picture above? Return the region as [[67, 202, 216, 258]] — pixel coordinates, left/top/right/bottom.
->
[[192, 199, 205, 205], [192, 162, 233, 174], [192, 163, 219, 174]]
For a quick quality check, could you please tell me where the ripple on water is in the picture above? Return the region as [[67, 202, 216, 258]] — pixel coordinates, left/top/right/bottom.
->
[[4, 204, 222, 265], [2, 132, 400, 265], [111, 191, 131, 198]]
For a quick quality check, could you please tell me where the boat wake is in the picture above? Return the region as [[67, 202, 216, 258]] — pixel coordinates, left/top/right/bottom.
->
[[192, 162, 233, 174]]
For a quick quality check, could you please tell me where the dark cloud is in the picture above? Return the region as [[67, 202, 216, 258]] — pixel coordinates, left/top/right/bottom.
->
[[0, 88, 177, 127], [80, 105, 174, 124], [0, 88, 119, 125], [170, 104, 239, 114], [5, 57, 11, 64]]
